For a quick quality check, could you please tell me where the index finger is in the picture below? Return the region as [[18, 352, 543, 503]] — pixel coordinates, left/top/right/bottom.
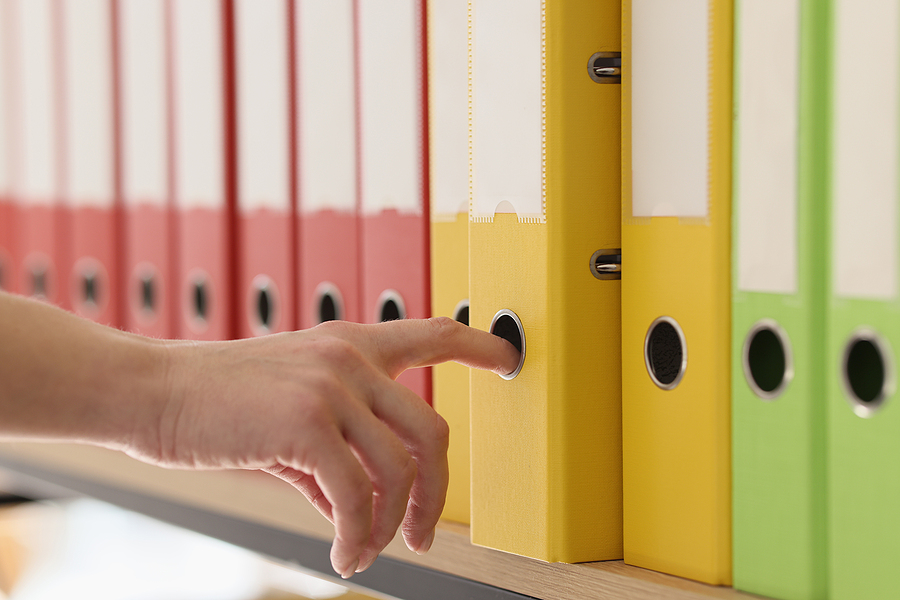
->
[[364, 317, 521, 378]]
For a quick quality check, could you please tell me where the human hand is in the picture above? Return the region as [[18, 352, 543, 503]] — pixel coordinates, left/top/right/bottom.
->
[[133, 318, 520, 579]]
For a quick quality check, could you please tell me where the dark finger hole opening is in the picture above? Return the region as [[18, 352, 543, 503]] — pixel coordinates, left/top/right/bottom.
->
[[645, 318, 686, 389]]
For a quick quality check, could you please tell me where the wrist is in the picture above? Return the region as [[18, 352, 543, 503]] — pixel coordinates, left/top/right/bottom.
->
[[111, 334, 182, 463]]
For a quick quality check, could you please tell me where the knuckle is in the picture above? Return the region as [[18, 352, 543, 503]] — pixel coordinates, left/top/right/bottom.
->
[[309, 369, 345, 399], [295, 389, 338, 432], [303, 368, 366, 419], [315, 336, 365, 371], [410, 411, 450, 459], [426, 316, 461, 342], [430, 412, 451, 454], [312, 319, 354, 337], [375, 450, 417, 493], [398, 454, 418, 489], [343, 478, 374, 517]]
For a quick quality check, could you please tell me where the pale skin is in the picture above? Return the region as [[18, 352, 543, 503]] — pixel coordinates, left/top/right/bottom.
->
[[0, 291, 520, 579]]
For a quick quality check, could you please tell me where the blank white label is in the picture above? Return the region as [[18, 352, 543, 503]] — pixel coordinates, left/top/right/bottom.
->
[[297, 0, 357, 215], [120, 0, 168, 207], [833, 0, 899, 300], [64, 0, 115, 207], [736, 0, 799, 294], [358, 0, 424, 216], [173, 0, 224, 210], [18, 0, 57, 203], [631, 0, 709, 218], [470, 0, 544, 222], [236, 0, 290, 212], [429, 0, 470, 220]]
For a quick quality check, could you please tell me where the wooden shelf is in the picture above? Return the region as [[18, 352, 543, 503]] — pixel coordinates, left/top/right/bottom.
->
[[0, 443, 761, 600]]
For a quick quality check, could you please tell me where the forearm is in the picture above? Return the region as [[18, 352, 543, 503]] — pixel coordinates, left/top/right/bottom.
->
[[0, 292, 170, 452], [0, 294, 521, 576]]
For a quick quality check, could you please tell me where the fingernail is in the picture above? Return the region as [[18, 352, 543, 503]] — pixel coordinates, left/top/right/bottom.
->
[[416, 529, 435, 555], [356, 554, 376, 573], [341, 559, 359, 580]]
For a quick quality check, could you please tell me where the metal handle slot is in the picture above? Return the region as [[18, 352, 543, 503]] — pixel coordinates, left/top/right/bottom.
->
[[588, 52, 622, 84], [590, 249, 622, 280]]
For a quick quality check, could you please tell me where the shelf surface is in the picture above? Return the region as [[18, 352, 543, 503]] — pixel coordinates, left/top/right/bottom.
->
[[0, 443, 762, 600]]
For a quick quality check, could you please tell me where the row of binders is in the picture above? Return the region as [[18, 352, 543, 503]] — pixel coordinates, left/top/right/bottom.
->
[[0, 0, 431, 395], [0, 1, 895, 599]]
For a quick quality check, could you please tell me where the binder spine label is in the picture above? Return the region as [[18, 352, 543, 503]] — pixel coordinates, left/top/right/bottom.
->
[[469, 0, 545, 224], [358, 0, 425, 217], [63, 0, 115, 208], [429, 0, 469, 222], [297, 0, 356, 216], [173, 0, 225, 211], [630, 0, 709, 219], [120, 0, 168, 207], [833, 0, 899, 301], [735, 0, 799, 294], [0, 2, 9, 197], [19, 0, 58, 202], [235, 0, 290, 212]]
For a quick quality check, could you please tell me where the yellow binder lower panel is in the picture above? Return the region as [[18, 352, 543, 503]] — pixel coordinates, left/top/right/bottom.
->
[[430, 213, 470, 524], [621, 218, 732, 584], [470, 215, 622, 564], [470, 216, 550, 558]]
